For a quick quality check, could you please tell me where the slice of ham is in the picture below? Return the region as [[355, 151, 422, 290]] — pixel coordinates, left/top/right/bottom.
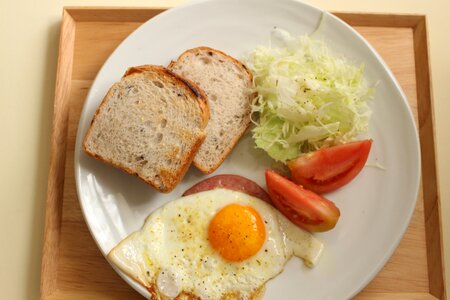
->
[[182, 174, 271, 203]]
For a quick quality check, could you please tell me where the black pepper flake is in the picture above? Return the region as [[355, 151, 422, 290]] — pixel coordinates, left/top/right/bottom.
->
[[264, 220, 268, 224], [264, 249, 268, 253], [146, 271, 150, 276], [181, 248, 184, 252], [178, 214, 181, 217]]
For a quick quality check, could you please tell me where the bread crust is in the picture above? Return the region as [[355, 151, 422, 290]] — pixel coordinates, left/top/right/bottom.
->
[[169, 47, 254, 174], [124, 65, 210, 128], [168, 46, 253, 83], [82, 65, 209, 193]]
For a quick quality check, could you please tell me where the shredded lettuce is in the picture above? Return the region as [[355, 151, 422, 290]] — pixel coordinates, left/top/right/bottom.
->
[[245, 29, 374, 162]]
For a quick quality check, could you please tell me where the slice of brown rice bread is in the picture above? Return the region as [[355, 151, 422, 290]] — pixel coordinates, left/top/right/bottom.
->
[[168, 47, 253, 174], [83, 65, 209, 193]]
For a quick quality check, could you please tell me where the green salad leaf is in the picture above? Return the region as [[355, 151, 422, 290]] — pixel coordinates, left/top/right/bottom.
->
[[245, 29, 374, 162]]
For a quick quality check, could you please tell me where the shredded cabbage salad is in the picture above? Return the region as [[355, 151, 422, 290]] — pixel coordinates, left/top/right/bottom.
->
[[245, 29, 374, 162]]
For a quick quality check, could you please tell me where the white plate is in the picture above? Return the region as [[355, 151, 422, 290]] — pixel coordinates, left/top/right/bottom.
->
[[74, 0, 421, 299]]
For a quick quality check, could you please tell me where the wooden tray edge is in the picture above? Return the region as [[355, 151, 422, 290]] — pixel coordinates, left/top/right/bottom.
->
[[412, 16, 446, 300], [40, 7, 446, 300], [64, 6, 168, 22], [40, 9, 76, 300]]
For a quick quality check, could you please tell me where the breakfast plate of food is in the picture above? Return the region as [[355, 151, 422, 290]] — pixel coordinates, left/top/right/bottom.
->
[[74, 0, 421, 299]]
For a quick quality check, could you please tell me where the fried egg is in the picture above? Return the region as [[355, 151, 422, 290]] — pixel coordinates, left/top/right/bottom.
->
[[108, 189, 323, 299]]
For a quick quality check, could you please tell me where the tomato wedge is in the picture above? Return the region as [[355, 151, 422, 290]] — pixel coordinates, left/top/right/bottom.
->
[[265, 170, 340, 232], [287, 139, 372, 194]]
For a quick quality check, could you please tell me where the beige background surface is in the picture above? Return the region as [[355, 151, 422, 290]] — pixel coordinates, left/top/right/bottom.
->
[[0, 0, 448, 299]]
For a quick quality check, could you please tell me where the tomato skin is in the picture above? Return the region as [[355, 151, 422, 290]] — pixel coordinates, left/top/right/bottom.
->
[[265, 170, 340, 232], [287, 139, 373, 194]]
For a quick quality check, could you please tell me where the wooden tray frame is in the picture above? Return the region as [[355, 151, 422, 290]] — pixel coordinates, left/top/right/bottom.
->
[[40, 7, 445, 300]]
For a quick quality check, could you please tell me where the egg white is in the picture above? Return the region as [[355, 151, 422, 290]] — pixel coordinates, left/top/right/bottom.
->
[[108, 189, 323, 299]]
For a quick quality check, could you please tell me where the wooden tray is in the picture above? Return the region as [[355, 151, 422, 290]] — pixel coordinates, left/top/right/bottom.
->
[[41, 7, 445, 300]]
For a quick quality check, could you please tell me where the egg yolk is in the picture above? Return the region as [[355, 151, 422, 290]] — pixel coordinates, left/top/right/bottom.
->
[[208, 204, 266, 262]]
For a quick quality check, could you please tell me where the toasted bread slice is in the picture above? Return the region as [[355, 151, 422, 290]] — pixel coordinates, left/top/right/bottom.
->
[[168, 47, 253, 174], [83, 65, 209, 193]]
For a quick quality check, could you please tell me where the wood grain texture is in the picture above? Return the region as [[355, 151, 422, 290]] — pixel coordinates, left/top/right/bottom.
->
[[41, 8, 445, 300], [72, 22, 143, 80], [412, 17, 446, 300], [40, 10, 76, 300], [66, 6, 165, 22], [354, 293, 437, 300], [335, 12, 424, 28]]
